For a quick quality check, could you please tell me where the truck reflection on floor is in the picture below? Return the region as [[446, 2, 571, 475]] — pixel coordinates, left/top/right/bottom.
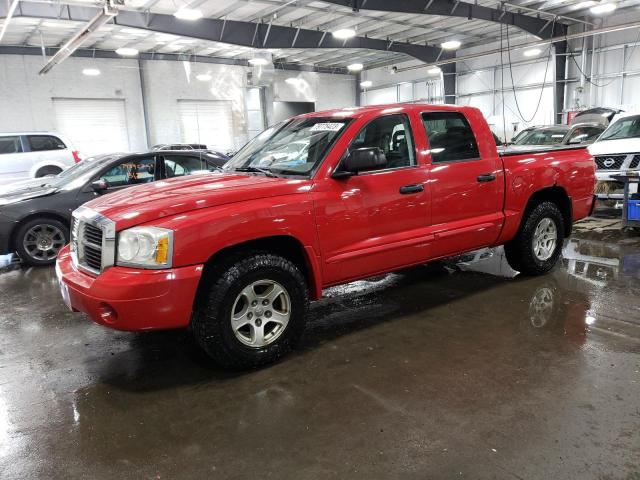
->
[[448, 238, 640, 346]]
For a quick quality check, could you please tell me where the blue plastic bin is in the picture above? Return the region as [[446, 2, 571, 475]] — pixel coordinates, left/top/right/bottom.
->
[[628, 200, 640, 220]]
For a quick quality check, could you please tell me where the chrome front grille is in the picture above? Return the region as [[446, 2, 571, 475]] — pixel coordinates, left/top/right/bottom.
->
[[71, 207, 116, 275]]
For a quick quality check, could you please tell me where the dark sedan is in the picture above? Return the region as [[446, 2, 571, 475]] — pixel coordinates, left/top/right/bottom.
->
[[0, 150, 228, 266]]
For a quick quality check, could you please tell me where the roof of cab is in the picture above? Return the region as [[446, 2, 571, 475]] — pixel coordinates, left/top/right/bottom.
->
[[296, 103, 472, 120]]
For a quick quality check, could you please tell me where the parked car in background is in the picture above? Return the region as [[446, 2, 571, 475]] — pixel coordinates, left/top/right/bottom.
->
[[152, 143, 231, 159], [57, 103, 595, 368], [588, 112, 640, 199], [152, 143, 208, 151], [511, 125, 570, 148], [0, 132, 81, 186], [562, 122, 606, 146], [0, 150, 227, 266]]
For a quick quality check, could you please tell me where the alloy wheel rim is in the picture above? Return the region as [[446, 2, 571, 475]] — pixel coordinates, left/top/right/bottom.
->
[[230, 279, 291, 348], [532, 217, 557, 261], [23, 224, 65, 261]]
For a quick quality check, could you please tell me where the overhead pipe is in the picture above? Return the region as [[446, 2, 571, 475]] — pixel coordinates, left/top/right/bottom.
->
[[0, 0, 20, 44], [38, 2, 118, 75]]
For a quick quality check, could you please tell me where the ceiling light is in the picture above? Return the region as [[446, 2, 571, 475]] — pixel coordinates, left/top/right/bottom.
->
[[441, 40, 461, 50], [590, 2, 617, 13], [196, 73, 212, 81], [285, 77, 299, 85], [347, 63, 363, 72], [523, 48, 542, 57], [360, 80, 372, 88], [116, 47, 139, 56], [572, 1, 596, 9], [332, 28, 356, 40], [427, 66, 442, 75], [82, 68, 101, 76], [248, 57, 269, 66], [173, 8, 203, 21]]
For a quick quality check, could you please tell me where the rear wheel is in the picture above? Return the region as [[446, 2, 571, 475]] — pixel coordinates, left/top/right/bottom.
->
[[15, 218, 69, 266], [35, 166, 62, 178], [504, 201, 564, 275], [191, 253, 308, 369]]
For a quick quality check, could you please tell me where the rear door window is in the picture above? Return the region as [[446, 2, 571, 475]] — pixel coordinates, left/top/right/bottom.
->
[[0, 136, 23, 154], [28, 135, 66, 152], [422, 112, 480, 163]]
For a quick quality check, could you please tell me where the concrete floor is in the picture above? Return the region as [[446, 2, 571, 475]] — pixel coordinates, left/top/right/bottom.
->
[[1, 223, 639, 479]]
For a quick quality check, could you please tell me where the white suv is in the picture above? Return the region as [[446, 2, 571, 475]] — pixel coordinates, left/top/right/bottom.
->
[[588, 113, 640, 199], [0, 132, 80, 186]]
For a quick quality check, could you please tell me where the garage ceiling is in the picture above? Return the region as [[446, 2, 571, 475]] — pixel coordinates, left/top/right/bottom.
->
[[1, 0, 640, 70]]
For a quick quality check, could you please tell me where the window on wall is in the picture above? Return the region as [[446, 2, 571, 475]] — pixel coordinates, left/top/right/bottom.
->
[[53, 98, 130, 156], [178, 100, 234, 152]]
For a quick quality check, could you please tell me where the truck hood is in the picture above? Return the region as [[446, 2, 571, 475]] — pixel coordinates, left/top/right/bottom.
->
[[588, 138, 640, 156], [84, 172, 312, 230]]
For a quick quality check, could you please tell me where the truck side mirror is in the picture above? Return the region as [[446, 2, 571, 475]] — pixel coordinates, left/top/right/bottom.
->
[[90, 179, 108, 192], [334, 147, 387, 178]]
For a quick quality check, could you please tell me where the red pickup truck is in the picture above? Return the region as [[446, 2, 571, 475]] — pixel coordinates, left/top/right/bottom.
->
[[56, 104, 595, 368]]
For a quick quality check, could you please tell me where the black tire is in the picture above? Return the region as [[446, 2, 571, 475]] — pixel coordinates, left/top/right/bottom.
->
[[35, 166, 62, 178], [504, 201, 564, 275], [14, 217, 69, 266], [191, 253, 309, 369]]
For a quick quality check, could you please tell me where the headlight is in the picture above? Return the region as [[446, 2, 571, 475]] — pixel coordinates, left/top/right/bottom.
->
[[116, 226, 173, 269]]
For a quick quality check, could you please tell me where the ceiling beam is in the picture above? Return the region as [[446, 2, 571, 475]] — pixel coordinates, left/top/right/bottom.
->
[[320, 0, 567, 39], [3, 1, 452, 64]]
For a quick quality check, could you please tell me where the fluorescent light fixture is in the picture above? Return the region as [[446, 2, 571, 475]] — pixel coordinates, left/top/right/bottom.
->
[[285, 77, 299, 85], [248, 57, 269, 66], [173, 8, 203, 21], [441, 40, 461, 50], [427, 66, 442, 75], [38, 4, 118, 75], [590, 2, 617, 13], [523, 48, 542, 57], [332, 28, 356, 40], [196, 73, 212, 81], [347, 63, 363, 72], [82, 68, 101, 76], [116, 47, 139, 56], [360, 80, 372, 88]]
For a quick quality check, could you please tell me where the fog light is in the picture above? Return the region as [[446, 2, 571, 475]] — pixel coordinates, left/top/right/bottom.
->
[[97, 303, 118, 324]]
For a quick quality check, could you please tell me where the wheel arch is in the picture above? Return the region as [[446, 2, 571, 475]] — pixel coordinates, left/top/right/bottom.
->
[[522, 185, 572, 238], [197, 235, 322, 302]]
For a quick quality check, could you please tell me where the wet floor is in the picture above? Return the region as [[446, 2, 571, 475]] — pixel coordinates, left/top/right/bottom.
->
[[1, 227, 639, 479]]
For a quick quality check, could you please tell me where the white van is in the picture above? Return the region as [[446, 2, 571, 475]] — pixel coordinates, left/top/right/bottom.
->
[[588, 113, 640, 199], [0, 132, 80, 186]]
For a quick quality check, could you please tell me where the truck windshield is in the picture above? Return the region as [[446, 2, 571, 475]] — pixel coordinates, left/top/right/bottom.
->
[[599, 115, 640, 141], [224, 117, 350, 176]]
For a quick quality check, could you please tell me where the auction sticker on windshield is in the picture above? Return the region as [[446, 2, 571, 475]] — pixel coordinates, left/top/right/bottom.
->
[[310, 123, 345, 132]]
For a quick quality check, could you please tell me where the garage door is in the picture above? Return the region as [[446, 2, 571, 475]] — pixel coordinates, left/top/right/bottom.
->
[[178, 100, 234, 151], [53, 98, 130, 156]]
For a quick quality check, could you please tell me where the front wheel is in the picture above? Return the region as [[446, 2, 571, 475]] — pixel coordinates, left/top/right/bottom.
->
[[191, 253, 309, 369], [15, 218, 69, 266], [504, 201, 564, 275]]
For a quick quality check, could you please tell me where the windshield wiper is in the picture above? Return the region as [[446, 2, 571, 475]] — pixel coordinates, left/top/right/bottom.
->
[[234, 166, 278, 177]]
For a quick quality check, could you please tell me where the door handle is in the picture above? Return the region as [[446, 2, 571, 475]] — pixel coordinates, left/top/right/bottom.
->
[[477, 173, 496, 183], [399, 184, 424, 194]]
